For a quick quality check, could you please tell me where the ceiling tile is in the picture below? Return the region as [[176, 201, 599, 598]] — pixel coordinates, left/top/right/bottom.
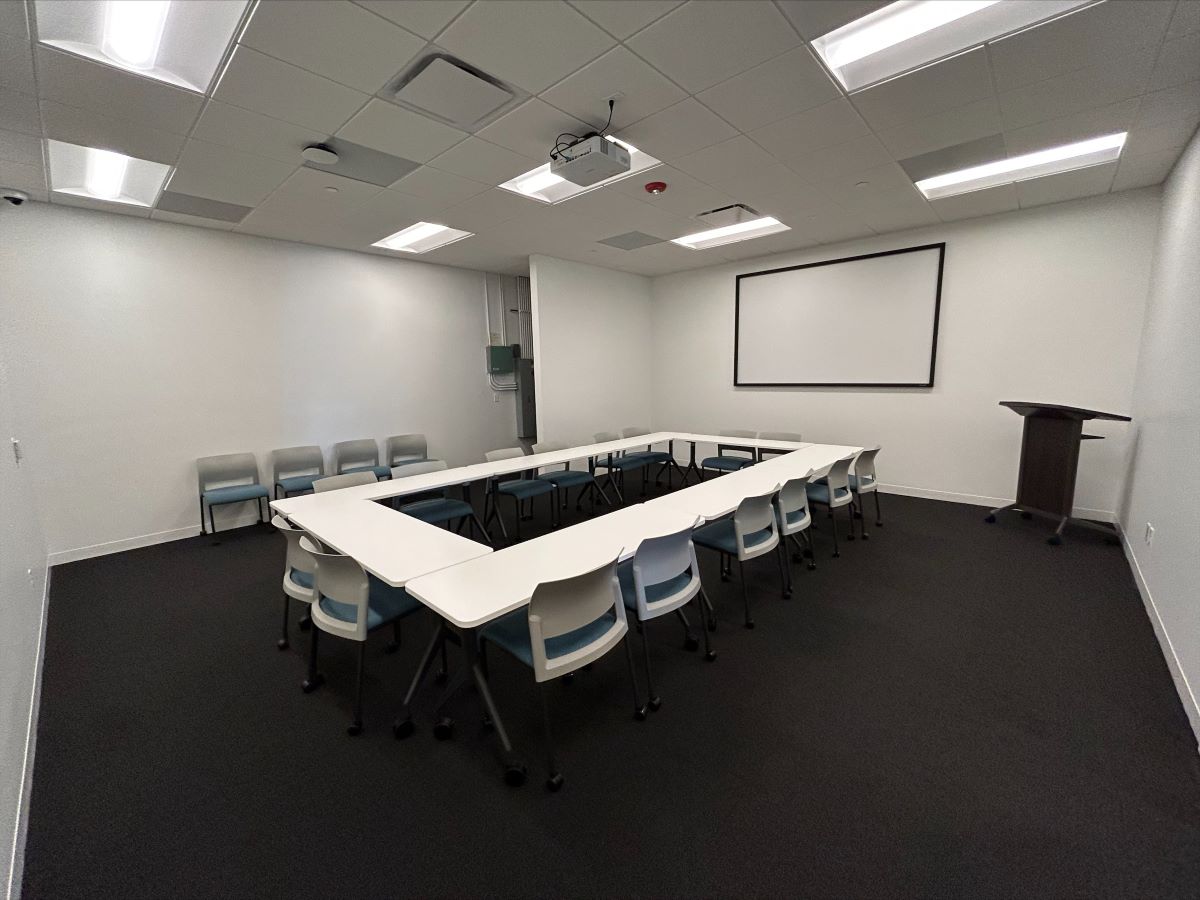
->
[[540, 46, 686, 132], [930, 183, 1020, 222], [999, 49, 1155, 130], [0, 1, 28, 38], [876, 97, 1004, 159], [1015, 162, 1118, 208], [696, 47, 840, 133], [711, 164, 829, 218], [0, 158, 44, 192], [749, 98, 870, 161], [1003, 99, 1139, 156], [336, 187, 454, 243], [1111, 146, 1180, 190], [337, 98, 466, 162], [566, 1, 682, 39], [1149, 32, 1200, 92], [354, 0, 473, 39], [553, 186, 673, 232], [151, 209, 238, 232], [609, 164, 735, 218], [861, 201, 939, 235], [241, 0, 425, 93], [1167, 0, 1200, 38], [437, 1, 615, 93], [213, 45, 368, 133], [40, 99, 187, 164], [36, 47, 203, 135], [168, 139, 297, 206], [426, 136, 539, 183], [673, 136, 776, 189], [774, 0, 890, 40], [851, 48, 993, 132], [613, 98, 738, 161], [476, 98, 587, 162], [0, 33, 34, 94], [627, 1, 799, 93], [824, 161, 918, 199], [0, 127, 39, 167], [988, 0, 1174, 93], [1126, 115, 1200, 157], [390, 164, 490, 202], [234, 208, 327, 244], [783, 134, 892, 182], [252, 166, 383, 218], [0, 87, 40, 135], [1135, 80, 1200, 128], [192, 100, 325, 164], [439, 187, 542, 232]]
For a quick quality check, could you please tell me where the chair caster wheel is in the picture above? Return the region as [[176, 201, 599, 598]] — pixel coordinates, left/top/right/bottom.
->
[[684, 636, 699, 652], [393, 718, 414, 739], [276, 638, 289, 650], [876, 521, 883, 527], [634, 706, 648, 721], [347, 722, 363, 737], [782, 590, 792, 599], [1047, 535, 1062, 546], [1021, 511, 1033, 519], [984, 514, 996, 523], [861, 534, 870, 541], [832, 552, 841, 559], [720, 573, 730, 582], [298, 616, 311, 631], [648, 696, 662, 712], [807, 563, 817, 571], [705, 650, 717, 662], [546, 773, 564, 792], [301, 673, 324, 694], [744, 620, 755, 630], [383, 641, 399, 655], [434, 670, 448, 685], [504, 765, 527, 787], [433, 718, 454, 740]]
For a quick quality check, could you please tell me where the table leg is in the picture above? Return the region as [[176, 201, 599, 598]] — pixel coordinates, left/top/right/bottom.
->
[[679, 440, 701, 487]]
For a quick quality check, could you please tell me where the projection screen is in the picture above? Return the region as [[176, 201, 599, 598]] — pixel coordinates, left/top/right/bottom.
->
[[734, 243, 945, 387]]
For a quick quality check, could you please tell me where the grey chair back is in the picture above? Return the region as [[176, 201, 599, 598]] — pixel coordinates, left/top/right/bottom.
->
[[628, 526, 702, 621], [485, 447, 526, 463], [313, 471, 377, 493], [272, 514, 317, 596], [393, 459, 447, 478], [733, 488, 780, 560], [760, 431, 802, 442], [271, 445, 323, 486], [197, 452, 260, 495], [853, 447, 882, 491], [332, 439, 380, 474], [593, 431, 620, 442], [621, 426, 650, 438], [721, 429, 757, 439], [776, 472, 815, 535], [716, 429, 757, 462], [527, 555, 628, 681], [386, 434, 428, 467], [532, 441, 563, 453], [302, 537, 372, 641]]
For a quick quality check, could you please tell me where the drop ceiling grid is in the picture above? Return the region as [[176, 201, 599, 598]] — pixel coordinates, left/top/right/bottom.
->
[[4, 0, 1195, 276]]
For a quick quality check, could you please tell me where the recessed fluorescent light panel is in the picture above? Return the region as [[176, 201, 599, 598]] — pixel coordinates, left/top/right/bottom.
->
[[372, 222, 474, 254], [46, 139, 171, 206], [915, 132, 1126, 200], [34, 0, 251, 92], [812, 0, 1093, 92], [498, 137, 661, 204], [672, 217, 790, 251]]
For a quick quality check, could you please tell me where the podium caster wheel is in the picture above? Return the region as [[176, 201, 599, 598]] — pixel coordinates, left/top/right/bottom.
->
[[546, 773, 564, 792], [504, 765, 527, 787], [276, 638, 289, 650], [433, 718, 454, 740], [648, 696, 662, 712], [684, 635, 699, 652], [301, 673, 324, 694], [347, 722, 362, 737], [1047, 535, 1062, 546], [705, 650, 717, 662], [393, 718, 414, 740], [634, 706, 648, 721], [1021, 511, 1033, 520], [984, 514, 996, 523]]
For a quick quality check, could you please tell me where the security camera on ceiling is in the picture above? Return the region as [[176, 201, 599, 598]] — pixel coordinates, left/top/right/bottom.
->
[[549, 100, 630, 188]]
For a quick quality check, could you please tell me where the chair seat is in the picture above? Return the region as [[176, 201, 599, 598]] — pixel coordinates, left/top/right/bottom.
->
[[626, 450, 672, 464], [539, 469, 593, 488], [342, 464, 391, 480], [318, 575, 421, 631], [701, 456, 754, 472], [594, 454, 645, 471], [496, 478, 555, 499], [276, 474, 319, 494], [692, 520, 774, 555], [807, 482, 850, 505], [480, 607, 618, 668], [848, 474, 876, 491], [203, 483, 269, 505], [617, 562, 694, 616], [400, 497, 474, 524], [289, 567, 314, 590]]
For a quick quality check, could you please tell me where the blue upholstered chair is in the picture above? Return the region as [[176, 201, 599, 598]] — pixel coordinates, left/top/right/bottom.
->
[[692, 488, 788, 628], [197, 452, 270, 535], [302, 537, 424, 735], [270, 445, 325, 499], [807, 454, 858, 558], [332, 438, 391, 480], [701, 429, 758, 477], [591, 430, 646, 505], [621, 426, 679, 488], [479, 555, 643, 791], [756, 430, 803, 461], [849, 446, 883, 537], [774, 472, 818, 594], [271, 514, 316, 651], [532, 440, 605, 515], [394, 459, 490, 544], [386, 433, 441, 471], [483, 447, 556, 543]]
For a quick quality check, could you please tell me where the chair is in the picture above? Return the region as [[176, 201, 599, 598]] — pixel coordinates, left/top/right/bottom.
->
[[301, 537, 424, 735], [774, 472, 819, 596], [312, 471, 377, 493], [701, 429, 758, 478], [807, 454, 858, 557], [757, 430, 803, 461], [482, 447, 557, 543], [692, 488, 788, 628], [849, 446, 884, 538], [270, 445, 325, 499], [532, 441, 605, 514], [197, 452, 270, 535], [592, 430, 646, 505], [479, 555, 643, 791], [332, 438, 391, 480], [386, 433, 438, 471], [621, 426, 680, 488], [393, 459, 490, 544], [620, 526, 716, 710], [271, 515, 316, 650]]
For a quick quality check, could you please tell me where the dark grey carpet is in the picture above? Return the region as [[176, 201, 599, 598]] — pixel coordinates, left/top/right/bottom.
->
[[21, 486, 1200, 898]]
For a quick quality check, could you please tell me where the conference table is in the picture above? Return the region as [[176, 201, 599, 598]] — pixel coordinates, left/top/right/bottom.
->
[[270, 432, 861, 784]]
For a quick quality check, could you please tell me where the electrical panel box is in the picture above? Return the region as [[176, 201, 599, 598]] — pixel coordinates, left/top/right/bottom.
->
[[487, 344, 515, 375], [515, 358, 536, 439]]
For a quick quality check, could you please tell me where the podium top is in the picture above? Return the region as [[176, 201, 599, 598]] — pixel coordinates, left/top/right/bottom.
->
[[999, 401, 1131, 422]]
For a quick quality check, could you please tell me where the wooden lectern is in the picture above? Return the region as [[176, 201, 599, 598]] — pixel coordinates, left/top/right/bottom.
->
[[986, 402, 1130, 545]]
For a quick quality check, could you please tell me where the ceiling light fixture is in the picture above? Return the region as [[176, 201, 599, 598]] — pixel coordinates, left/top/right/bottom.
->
[[672, 216, 790, 251], [46, 139, 172, 206], [914, 132, 1126, 199], [372, 222, 474, 254], [498, 136, 661, 204], [811, 0, 1093, 92], [85, 147, 130, 200], [102, 0, 170, 70]]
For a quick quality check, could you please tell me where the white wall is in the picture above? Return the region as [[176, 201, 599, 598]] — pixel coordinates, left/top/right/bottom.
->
[[650, 190, 1162, 518], [530, 255, 653, 446], [1, 203, 518, 562], [1120, 129, 1200, 742]]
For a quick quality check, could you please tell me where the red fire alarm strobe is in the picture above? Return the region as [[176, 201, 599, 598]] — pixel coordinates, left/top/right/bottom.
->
[[644, 181, 667, 195]]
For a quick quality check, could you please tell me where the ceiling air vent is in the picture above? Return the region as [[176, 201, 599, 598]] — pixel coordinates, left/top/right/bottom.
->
[[598, 231, 665, 251], [390, 55, 518, 130], [692, 204, 762, 227]]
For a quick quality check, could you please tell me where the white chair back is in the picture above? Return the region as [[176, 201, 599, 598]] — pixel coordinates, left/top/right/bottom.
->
[[853, 446, 882, 492], [528, 556, 628, 682], [313, 471, 377, 493], [775, 471, 815, 536], [272, 515, 316, 602], [630, 526, 702, 621], [733, 488, 781, 560], [303, 537, 371, 642]]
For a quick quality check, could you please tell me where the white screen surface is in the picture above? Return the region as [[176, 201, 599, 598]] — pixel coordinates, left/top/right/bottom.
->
[[735, 245, 944, 386]]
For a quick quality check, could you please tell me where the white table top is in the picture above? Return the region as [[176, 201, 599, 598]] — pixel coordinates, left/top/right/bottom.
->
[[404, 503, 701, 629]]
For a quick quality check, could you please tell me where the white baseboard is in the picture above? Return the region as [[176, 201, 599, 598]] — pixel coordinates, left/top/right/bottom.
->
[[877, 481, 1116, 523], [47, 512, 265, 566], [1119, 528, 1200, 750]]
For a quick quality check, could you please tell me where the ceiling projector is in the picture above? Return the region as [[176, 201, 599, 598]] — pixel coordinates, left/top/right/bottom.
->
[[551, 135, 630, 187]]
